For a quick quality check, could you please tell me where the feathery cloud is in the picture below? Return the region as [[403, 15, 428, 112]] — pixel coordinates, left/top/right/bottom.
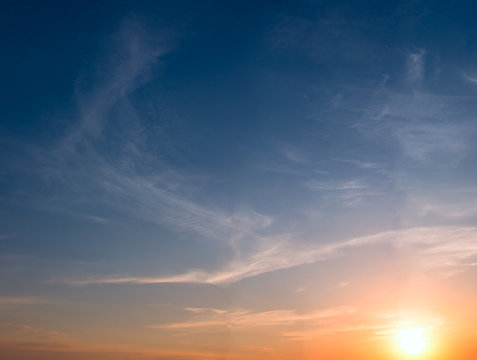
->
[[149, 306, 355, 330], [407, 48, 426, 84], [52, 226, 477, 286]]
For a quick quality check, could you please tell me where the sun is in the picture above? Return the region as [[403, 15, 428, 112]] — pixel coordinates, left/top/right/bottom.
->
[[396, 327, 427, 355]]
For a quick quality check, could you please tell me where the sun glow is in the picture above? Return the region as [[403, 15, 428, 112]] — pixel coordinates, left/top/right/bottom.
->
[[396, 327, 427, 355]]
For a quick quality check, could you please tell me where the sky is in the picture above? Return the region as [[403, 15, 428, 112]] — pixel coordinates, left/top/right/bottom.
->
[[1, 0, 477, 359]]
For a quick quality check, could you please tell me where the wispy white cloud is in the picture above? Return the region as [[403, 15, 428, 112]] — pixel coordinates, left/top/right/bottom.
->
[[81, 166, 272, 241], [0, 297, 51, 306], [361, 92, 473, 163], [373, 227, 477, 276], [307, 180, 369, 192], [24, 17, 275, 251], [149, 306, 355, 330], [282, 310, 445, 343], [462, 73, 477, 84], [395, 121, 468, 163], [409, 193, 477, 220], [60, 18, 167, 152], [277, 143, 309, 165], [366, 309, 446, 341], [407, 48, 426, 84], [51, 235, 320, 285], [14, 18, 477, 298], [332, 158, 381, 170], [336, 281, 350, 288], [305, 178, 388, 206], [258, 143, 311, 176], [332, 158, 393, 179], [53, 226, 477, 286]]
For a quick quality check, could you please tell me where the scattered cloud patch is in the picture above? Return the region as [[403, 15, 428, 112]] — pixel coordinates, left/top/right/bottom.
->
[[360, 92, 473, 163], [407, 48, 426, 84], [395, 122, 468, 163]]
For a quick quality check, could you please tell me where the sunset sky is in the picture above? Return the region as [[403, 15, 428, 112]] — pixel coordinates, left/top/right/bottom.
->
[[2, 1, 477, 359]]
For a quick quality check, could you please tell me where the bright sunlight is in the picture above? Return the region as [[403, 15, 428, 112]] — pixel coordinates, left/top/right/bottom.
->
[[396, 327, 427, 355]]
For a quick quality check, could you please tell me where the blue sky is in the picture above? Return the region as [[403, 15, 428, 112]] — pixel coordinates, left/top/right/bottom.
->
[[2, 1, 477, 359]]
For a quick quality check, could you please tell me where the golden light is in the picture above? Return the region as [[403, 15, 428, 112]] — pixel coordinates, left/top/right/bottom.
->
[[396, 327, 427, 355]]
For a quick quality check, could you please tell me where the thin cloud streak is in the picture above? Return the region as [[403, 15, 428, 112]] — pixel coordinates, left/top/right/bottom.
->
[[305, 178, 389, 207], [0, 297, 51, 305], [149, 306, 356, 330], [462, 73, 477, 84], [60, 18, 167, 153], [53, 226, 477, 286], [282, 309, 446, 342]]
